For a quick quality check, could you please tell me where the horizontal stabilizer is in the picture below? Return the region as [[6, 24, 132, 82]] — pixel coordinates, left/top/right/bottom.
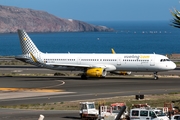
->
[[15, 55, 30, 62]]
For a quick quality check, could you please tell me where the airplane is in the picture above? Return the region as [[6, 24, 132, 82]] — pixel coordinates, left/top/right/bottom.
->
[[15, 29, 176, 80]]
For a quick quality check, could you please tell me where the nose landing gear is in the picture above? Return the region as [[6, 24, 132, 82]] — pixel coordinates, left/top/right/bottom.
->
[[154, 72, 159, 80]]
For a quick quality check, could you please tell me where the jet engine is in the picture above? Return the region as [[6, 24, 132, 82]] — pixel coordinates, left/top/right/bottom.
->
[[110, 71, 131, 75], [86, 68, 107, 77]]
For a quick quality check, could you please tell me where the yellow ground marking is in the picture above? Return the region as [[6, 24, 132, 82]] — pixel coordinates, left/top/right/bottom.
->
[[0, 88, 64, 92]]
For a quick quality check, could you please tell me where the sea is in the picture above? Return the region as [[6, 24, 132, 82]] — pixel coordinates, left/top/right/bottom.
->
[[1, 21, 180, 56]]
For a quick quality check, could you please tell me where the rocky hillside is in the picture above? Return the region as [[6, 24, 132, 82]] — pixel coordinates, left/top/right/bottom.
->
[[0, 5, 113, 33]]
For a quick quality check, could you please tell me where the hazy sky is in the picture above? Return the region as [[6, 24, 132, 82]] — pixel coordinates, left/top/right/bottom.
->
[[0, 0, 180, 21]]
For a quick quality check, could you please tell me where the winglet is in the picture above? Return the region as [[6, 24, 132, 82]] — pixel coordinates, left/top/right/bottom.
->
[[111, 48, 116, 54]]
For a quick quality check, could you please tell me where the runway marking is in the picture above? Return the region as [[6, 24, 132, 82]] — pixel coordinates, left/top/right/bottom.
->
[[39, 80, 65, 89], [0, 80, 66, 92], [0, 88, 64, 92], [0, 88, 179, 102], [0, 92, 75, 101]]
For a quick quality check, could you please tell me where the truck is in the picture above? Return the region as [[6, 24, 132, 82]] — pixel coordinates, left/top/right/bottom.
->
[[130, 108, 169, 120], [79, 102, 98, 119]]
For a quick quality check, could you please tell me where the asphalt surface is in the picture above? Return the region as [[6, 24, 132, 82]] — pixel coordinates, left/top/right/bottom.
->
[[0, 66, 180, 120], [0, 76, 180, 105], [0, 109, 79, 120]]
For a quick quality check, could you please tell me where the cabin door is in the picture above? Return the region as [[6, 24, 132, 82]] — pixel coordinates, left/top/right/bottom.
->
[[77, 57, 81, 64], [150, 55, 155, 66], [117, 57, 121, 66]]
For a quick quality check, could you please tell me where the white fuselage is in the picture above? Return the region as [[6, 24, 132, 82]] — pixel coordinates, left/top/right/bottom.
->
[[34, 53, 176, 72]]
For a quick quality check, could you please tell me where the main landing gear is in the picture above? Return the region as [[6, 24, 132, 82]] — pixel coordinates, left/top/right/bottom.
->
[[154, 72, 159, 80], [81, 73, 87, 79]]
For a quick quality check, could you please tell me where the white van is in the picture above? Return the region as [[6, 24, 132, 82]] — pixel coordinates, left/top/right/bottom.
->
[[171, 114, 180, 120], [130, 108, 169, 120]]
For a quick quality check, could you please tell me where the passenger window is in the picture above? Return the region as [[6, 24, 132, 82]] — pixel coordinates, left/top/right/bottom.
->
[[149, 111, 156, 118], [140, 110, 148, 116], [174, 116, 178, 119], [177, 116, 180, 120], [132, 110, 139, 116]]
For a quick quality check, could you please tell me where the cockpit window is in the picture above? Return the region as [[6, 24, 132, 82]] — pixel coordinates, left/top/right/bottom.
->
[[160, 59, 170, 62]]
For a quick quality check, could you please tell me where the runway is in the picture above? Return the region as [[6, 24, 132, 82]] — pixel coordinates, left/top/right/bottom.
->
[[0, 76, 180, 106], [0, 77, 180, 120], [0, 66, 180, 120]]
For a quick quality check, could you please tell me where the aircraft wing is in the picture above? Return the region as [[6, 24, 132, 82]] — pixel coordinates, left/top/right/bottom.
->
[[46, 63, 98, 68], [29, 53, 107, 68], [46, 63, 116, 71]]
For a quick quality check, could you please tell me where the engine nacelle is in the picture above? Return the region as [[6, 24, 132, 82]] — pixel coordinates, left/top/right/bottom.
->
[[110, 71, 131, 75], [86, 68, 107, 77], [120, 71, 131, 75]]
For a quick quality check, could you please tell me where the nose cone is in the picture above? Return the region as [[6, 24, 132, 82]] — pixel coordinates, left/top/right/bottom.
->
[[170, 62, 176, 70]]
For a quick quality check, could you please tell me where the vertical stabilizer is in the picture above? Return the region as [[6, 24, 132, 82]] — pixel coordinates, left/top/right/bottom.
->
[[17, 29, 40, 54]]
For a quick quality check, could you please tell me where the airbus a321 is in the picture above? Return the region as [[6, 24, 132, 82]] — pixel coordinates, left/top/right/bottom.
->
[[15, 29, 176, 80]]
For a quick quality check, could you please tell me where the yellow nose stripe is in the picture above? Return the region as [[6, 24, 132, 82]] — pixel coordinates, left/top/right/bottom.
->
[[23, 37, 27, 41]]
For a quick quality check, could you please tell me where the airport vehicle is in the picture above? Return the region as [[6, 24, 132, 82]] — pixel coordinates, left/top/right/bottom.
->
[[110, 102, 128, 119], [79, 102, 98, 119], [130, 108, 169, 120], [98, 102, 127, 120], [164, 101, 180, 119], [15, 29, 176, 79], [171, 114, 180, 120], [79, 102, 126, 120]]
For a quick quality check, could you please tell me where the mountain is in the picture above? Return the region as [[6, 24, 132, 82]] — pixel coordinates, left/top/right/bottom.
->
[[0, 5, 114, 33]]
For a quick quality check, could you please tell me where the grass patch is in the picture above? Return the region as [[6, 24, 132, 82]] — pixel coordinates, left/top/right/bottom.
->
[[0, 60, 30, 65], [0, 73, 54, 77], [1, 94, 180, 110]]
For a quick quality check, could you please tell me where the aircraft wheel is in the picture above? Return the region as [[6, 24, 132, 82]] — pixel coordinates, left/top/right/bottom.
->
[[153, 72, 158, 80], [81, 74, 87, 79], [154, 76, 159, 80]]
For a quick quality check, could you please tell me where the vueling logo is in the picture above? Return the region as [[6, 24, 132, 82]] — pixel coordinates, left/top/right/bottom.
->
[[124, 55, 150, 59], [139, 55, 150, 59], [23, 37, 27, 41]]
